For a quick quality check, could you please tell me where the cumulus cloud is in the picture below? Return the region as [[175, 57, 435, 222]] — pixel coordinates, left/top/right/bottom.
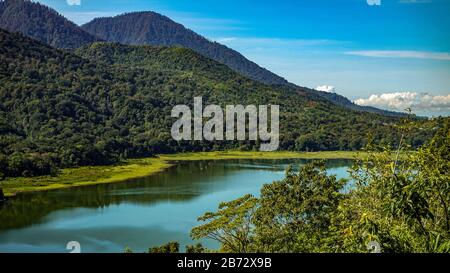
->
[[345, 50, 450, 61], [354, 92, 450, 113], [66, 0, 81, 6], [315, 85, 335, 93]]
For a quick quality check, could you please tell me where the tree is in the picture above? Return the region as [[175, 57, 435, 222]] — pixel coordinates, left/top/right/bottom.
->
[[186, 243, 205, 253], [254, 161, 346, 252], [148, 241, 180, 253], [190, 162, 346, 253], [334, 119, 450, 252], [191, 194, 257, 253]]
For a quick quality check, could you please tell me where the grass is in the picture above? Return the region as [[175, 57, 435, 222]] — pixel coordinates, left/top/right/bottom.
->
[[0, 158, 172, 197], [159, 150, 362, 161], [0, 151, 363, 197]]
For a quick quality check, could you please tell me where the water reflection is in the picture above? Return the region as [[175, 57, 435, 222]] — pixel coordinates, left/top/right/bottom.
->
[[0, 159, 352, 252]]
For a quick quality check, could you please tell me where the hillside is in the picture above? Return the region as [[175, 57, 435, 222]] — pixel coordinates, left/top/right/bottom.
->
[[0, 0, 100, 48], [0, 1, 406, 118], [81, 11, 289, 86], [81, 11, 408, 117], [0, 29, 438, 178]]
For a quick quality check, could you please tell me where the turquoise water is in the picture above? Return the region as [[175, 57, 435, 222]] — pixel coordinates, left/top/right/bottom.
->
[[0, 159, 352, 253]]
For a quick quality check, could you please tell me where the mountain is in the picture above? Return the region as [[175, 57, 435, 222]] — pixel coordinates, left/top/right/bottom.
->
[[81, 11, 289, 86], [81, 11, 408, 117], [1, 28, 437, 178], [0, 1, 405, 118], [0, 0, 99, 48]]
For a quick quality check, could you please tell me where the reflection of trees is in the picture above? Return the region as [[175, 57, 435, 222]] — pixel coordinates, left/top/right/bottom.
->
[[228, 158, 352, 171], [0, 162, 237, 230], [0, 159, 351, 231]]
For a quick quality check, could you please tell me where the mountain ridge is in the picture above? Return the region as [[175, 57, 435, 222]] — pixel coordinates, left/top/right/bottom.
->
[[81, 11, 407, 117], [0, 0, 407, 117], [81, 11, 290, 86], [2, 28, 434, 178], [0, 0, 100, 48]]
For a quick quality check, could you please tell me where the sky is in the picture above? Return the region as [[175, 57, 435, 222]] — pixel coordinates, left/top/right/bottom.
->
[[36, 0, 450, 116]]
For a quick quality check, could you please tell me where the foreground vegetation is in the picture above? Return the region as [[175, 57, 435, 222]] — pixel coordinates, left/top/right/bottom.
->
[[0, 151, 360, 197], [150, 120, 450, 253]]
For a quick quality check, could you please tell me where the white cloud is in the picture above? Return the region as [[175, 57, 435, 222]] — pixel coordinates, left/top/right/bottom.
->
[[316, 85, 335, 93], [345, 50, 450, 61], [66, 0, 81, 6], [354, 92, 450, 113]]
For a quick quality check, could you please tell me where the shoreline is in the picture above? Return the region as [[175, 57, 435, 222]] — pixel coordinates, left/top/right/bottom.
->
[[0, 151, 362, 197]]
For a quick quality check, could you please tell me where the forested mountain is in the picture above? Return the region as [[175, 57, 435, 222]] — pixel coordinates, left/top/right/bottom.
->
[[0, 1, 405, 118], [81, 11, 289, 86], [0, 28, 438, 178], [81, 11, 407, 117], [0, 0, 99, 48]]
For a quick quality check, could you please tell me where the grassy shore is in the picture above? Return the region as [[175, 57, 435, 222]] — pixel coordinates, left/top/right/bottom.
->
[[159, 150, 362, 161], [0, 151, 362, 197]]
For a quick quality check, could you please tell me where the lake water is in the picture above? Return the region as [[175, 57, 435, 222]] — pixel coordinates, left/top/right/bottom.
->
[[0, 159, 352, 253]]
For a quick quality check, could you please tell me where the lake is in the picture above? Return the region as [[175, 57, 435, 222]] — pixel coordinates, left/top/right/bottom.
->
[[0, 159, 353, 253]]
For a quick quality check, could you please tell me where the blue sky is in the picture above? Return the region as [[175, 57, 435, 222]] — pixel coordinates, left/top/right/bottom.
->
[[37, 0, 450, 116]]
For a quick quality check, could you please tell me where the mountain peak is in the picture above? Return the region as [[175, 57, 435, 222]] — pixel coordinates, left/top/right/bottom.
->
[[0, 1, 406, 118], [0, 0, 100, 48], [81, 11, 290, 86], [89, 11, 174, 22]]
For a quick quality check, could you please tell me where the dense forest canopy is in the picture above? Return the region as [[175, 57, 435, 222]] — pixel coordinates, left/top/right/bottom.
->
[[0, 29, 444, 178], [0, 0, 408, 117], [80, 10, 409, 117]]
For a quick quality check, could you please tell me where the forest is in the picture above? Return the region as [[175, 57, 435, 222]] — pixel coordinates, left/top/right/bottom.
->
[[0, 0, 410, 117], [0, 28, 444, 179]]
